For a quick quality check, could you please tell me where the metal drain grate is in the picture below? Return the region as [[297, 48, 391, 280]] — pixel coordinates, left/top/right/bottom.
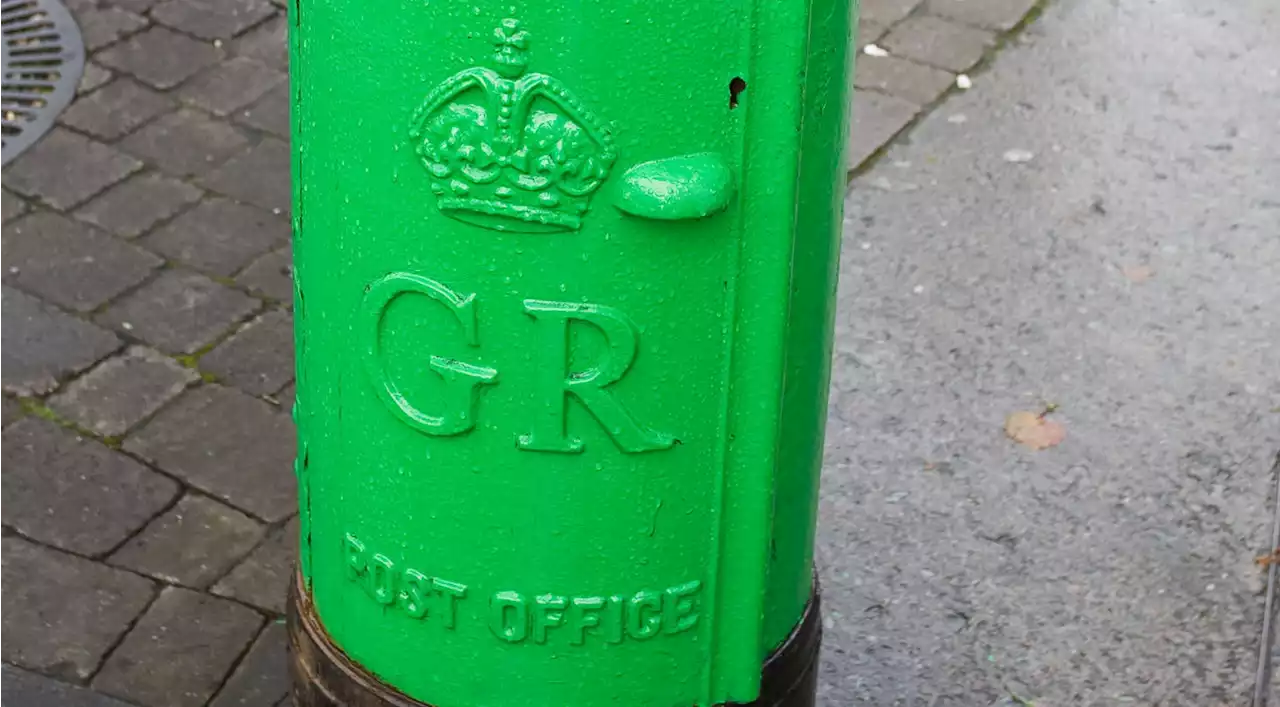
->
[[2, 0, 84, 165]]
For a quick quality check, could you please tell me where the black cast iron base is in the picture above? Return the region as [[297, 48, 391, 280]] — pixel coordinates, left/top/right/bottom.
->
[[288, 573, 821, 707]]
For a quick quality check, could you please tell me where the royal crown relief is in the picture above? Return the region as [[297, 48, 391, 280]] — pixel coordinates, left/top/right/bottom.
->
[[409, 18, 616, 234]]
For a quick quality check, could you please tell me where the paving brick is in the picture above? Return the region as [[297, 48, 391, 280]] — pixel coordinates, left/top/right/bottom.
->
[[213, 517, 296, 613], [121, 109, 250, 177], [2, 418, 180, 555], [97, 27, 224, 90], [61, 78, 174, 139], [111, 492, 265, 587], [3, 396, 24, 426], [75, 5, 147, 51], [49, 346, 198, 436], [110, 0, 164, 13], [199, 138, 290, 213], [140, 197, 289, 276], [860, 0, 922, 26], [855, 54, 956, 105], [272, 381, 294, 410], [201, 309, 294, 394], [125, 385, 297, 521], [235, 83, 289, 138], [210, 621, 290, 707], [2, 665, 136, 707], [846, 91, 921, 170], [75, 172, 203, 239], [181, 57, 286, 117], [2, 189, 29, 222], [3, 212, 162, 312], [96, 270, 258, 354], [926, 0, 1038, 31], [857, 21, 889, 49], [881, 15, 996, 72], [4, 129, 141, 210], [236, 244, 292, 302], [93, 587, 263, 707], [232, 15, 287, 69], [2, 537, 155, 680], [77, 63, 115, 94], [152, 0, 275, 40], [2, 287, 122, 396]]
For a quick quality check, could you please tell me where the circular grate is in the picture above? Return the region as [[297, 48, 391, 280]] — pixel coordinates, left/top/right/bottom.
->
[[2, 0, 84, 165]]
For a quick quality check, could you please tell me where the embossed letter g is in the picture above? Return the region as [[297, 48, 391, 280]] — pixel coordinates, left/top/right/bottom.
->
[[360, 273, 498, 436]]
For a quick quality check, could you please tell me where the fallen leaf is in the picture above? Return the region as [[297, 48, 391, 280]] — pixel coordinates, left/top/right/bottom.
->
[[1004, 411, 1066, 450], [1255, 549, 1280, 567], [1122, 264, 1154, 283]]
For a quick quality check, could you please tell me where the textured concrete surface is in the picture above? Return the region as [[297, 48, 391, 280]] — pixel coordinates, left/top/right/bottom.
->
[[819, 0, 1280, 704]]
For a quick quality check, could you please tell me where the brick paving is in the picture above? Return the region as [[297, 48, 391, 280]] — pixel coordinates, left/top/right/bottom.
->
[[0, 0, 1038, 703]]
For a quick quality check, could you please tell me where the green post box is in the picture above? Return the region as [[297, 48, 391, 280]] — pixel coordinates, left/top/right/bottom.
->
[[287, 2, 854, 706]]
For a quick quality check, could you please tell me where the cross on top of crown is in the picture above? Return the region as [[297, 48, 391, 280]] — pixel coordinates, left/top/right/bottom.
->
[[492, 18, 530, 78]]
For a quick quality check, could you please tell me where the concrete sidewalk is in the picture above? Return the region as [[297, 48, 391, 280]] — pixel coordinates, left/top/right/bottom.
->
[[818, 0, 1280, 704]]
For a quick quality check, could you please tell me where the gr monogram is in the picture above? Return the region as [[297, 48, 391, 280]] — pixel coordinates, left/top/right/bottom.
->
[[360, 272, 672, 454]]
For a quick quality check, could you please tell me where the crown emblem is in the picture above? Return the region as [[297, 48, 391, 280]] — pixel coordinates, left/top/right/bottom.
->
[[409, 19, 617, 233]]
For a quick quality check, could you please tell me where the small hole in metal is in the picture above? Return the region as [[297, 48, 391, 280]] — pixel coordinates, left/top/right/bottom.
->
[[729, 76, 746, 109]]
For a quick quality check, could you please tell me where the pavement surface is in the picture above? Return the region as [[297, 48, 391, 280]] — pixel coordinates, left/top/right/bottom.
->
[[819, 0, 1280, 705], [1, 0, 1276, 704]]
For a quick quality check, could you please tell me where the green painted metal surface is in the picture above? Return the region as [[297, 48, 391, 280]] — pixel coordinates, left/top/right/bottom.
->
[[290, 1, 854, 704]]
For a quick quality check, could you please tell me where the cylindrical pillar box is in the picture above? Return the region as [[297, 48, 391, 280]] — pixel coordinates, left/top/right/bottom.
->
[[287, 2, 854, 706]]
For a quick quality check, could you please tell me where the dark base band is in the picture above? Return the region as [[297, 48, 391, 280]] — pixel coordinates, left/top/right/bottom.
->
[[289, 573, 820, 707]]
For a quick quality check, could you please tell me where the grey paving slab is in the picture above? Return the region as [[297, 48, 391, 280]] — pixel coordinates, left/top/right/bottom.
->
[[96, 269, 258, 354], [820, 0, 1280, 704], [75, 171, 204, 239], [2, 665, 136, 707], [3, 396, 25, 426], [75, 4, 148, 51], [151, 0, 275, 40], [111, 492, 265, 587], [61, 77, 174, 139], [880, 15, 996, 72], [846, 91, 920, 171], [2, 417, 180, 556], [96, 27, 224, 90], [212, 517, 297, 614], [180, 57, 286, 117], [2, 287, 122, 396], [2, 211, 163, 312], [139, 197, 289, 276], [854, 54, 955, 106], [93, 586, 263, 707], [3, 129, 142, 210], [78, 62, 116, 94], [201, 309, 294, 395], [209, 621, 290, 707], [231, 15, 287, 69], [235, 83, 290, 138], [859, 0, 922, 26], [926, 0, 1039, 31], [125, 385, 297, 522], [236, 245, 293, 303], [120, 109, 251, 178], [2, 189, 29, 222], [48, 345, 199, 436], [1, 537, 155, 680], [198, 137, 291, 214]]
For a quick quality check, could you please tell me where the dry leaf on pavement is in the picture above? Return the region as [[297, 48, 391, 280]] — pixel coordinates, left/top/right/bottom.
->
[[1122, 264, 1154, 283], [1004, 410, 1066, 450]]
